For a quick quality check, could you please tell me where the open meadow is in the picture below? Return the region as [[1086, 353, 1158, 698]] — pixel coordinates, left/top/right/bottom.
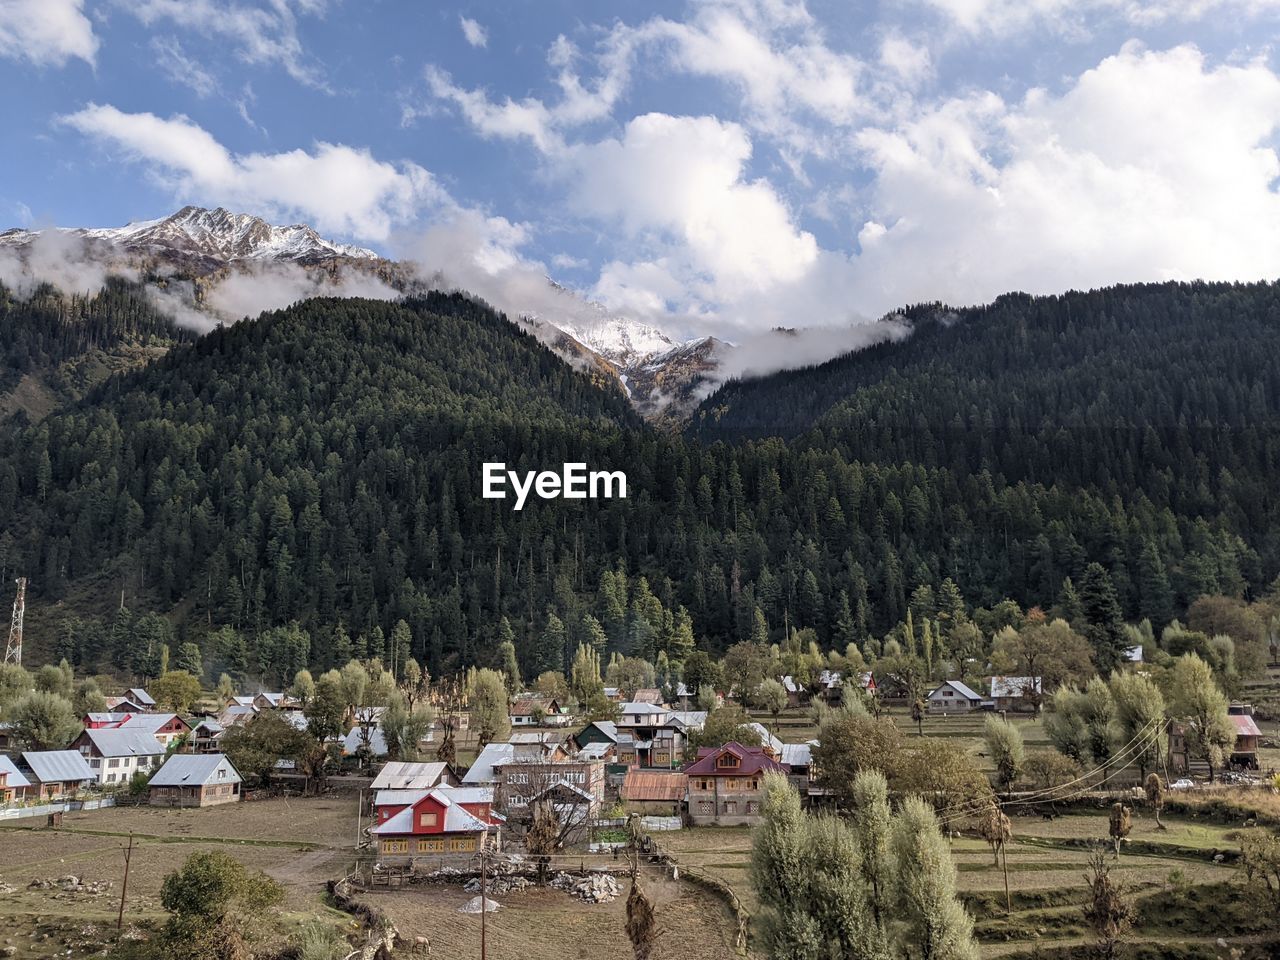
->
[[0, 794, 363, 958]]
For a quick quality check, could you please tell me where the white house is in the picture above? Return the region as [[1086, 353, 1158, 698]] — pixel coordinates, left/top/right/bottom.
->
[[926, 680, 985, 714], [72, 728, 166, 785]]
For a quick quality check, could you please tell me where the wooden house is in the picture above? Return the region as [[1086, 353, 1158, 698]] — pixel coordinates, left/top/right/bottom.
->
[[620, 769, 686, 816], [927, 680, 985, 714]]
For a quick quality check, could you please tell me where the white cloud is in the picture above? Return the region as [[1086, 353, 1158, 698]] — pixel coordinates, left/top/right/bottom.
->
[[569, 114, 818, 301], [879, 33, 932, 86], [0, 230, 135, 297], [124, 0, 329, 89], [60, 104, 444, 243], [150, 36, 220, 98], [913, 0, 1280, 35], [459, 15, 488, 48], [847, 43, 1280, 314], [0, 0, 98, 67]]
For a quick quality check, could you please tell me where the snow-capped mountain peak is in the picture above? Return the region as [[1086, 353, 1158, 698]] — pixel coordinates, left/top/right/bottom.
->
[[0, 205, 379, 263]]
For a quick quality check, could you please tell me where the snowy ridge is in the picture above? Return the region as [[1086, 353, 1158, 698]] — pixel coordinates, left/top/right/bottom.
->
[[0, 206, 379, 262]]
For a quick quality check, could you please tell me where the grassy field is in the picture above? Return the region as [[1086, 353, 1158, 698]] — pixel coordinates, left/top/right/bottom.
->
[[0, 795, 363, 958], [656, 807, 1273, 958]]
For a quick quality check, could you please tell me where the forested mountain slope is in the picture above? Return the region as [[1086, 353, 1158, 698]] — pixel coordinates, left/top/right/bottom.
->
[[0, 279, 196, 420], [0, 288, 1272, 684], [693, 281, 1280, 569]]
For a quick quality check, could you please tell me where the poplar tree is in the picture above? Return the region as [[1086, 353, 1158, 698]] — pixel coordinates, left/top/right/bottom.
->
[[890, 797, 980, 960]]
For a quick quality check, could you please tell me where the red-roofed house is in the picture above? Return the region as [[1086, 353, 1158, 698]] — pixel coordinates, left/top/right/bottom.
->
[[370, 787, 499, 860], [683, 741, 789, 826]]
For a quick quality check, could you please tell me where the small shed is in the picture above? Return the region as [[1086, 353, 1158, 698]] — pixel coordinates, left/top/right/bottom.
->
[[620, 769, 686, 816]]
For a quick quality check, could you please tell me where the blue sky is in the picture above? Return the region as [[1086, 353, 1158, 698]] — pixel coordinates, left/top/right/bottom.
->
[[3, 0, 1280, 340]]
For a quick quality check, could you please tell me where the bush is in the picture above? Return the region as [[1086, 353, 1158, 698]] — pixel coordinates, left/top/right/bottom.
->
[[293, 919, 349, 960]]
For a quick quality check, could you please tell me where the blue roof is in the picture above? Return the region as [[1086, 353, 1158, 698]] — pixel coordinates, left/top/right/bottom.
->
[[0, 755, 32, 788]]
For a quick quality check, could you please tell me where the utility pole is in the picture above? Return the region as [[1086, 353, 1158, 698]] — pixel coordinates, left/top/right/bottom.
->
[[5, 577, 25, 666], [117, 832, 134, 931], [479, 845, 487, 960], [354, 788, 363, 851]]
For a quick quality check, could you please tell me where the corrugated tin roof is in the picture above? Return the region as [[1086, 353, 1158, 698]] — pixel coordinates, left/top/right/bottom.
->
[[0, 755, 32, 788], [1231, 714, 1263, 738], [621, 770, 686, 802], [780, 743, 811, 767], [120, 713, 186, 733], [82, 728, 166, 757], [370, 788, 490, 835], [149, 754, 241, 786], [462, 743, 514, 783], [370, 761, 450, 790], [126, 688, 156, 706], [22, 750, 94, 783], [989, 677, 1042, 698]]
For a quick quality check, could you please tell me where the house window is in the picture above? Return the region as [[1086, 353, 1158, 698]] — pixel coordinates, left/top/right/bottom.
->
[[108, 758, 120, 768], [418, 812, 438, 828], [746, 801, 760, 815], [723, 801, 737, 815], [419, 838, 444, 853], [716, 754, 740, 769], [698, 801, 713, 815], [382, 839, 409, 854], [217, 769, 226, 780], [450, 837, 476, 852], [509, 772, 529, 785]]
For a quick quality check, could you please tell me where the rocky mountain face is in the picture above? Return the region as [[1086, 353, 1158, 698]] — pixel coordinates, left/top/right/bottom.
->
[[0, 205, 379, 266]]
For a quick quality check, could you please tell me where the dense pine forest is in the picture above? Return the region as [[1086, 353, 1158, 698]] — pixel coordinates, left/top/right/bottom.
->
[[0, 281, 1277, 686]]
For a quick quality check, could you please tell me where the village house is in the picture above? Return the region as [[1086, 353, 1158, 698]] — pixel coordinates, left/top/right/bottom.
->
[[119, 712, 192, 746], [684, 742, 788, 826], [253, 692, 299, 711], [148, 754, 243, 807], [103, 697, 147, 714], [509, 696, 563, 727], [493, 757, 605, 822], [927, 680, 986, 714], [574, 720, 619, 752], [84, 711, 135, 729], [630, 688, 665, 706], [72, 728, 166, 785], [508, 731, 571, 762], [370, 786, 498, 860], [989, 676, 1043, 713], [0, 755, 32, 803], [1229, 704, 1262, 770], [188, 719, 225, 754], [619, 769, 686, 816], [370, 761, 457, 791], [21, 750, 96, 799]]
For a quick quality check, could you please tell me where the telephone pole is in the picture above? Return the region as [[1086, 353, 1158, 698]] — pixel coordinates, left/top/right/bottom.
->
[[117, 832, 134, 931], [479, 845, 488, 960], [5, 577, 25, 666]]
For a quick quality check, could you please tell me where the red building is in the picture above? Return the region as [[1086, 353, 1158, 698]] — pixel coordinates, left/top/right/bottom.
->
[[370, 786, 500, 859]]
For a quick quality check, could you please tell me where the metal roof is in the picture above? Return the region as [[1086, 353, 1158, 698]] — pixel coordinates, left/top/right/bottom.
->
[[342, 726, 387, 756], [621, 770, 686, 801], [126, 688, 156, 706], [149, 754, 242, 787], [82, 728, 166, 757], [1231, 714, 1263, 738], [462, 743, 514, 783], [0, 755, 32, 788], [22, 750, 95, 783], [930, 680, 983, 702], [119, 713, 185, 733], [370, 788, 490, 835], [989, 677, 1042, 699], [370, 761, 450, 790]]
